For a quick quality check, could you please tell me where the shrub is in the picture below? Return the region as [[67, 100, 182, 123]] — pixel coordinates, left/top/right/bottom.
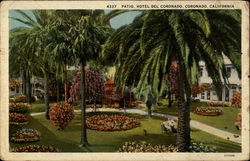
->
[[9, 95, 28, 103], [231, 91, 241, 108], [194, 107, 222, 116], [118, 141, 178, 152], [10, 128, 41, 143], [12, 145, 59, 152], [86, 114, 140, 131], [189, 142, 217, 152], [9, 103, 31, 113], [9, 113, 29, 125], [207, 101, 230, 107], [49, 102, 74, 130]]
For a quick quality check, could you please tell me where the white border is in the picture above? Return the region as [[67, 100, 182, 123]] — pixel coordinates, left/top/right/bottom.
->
[[0, 1, 249, 161]]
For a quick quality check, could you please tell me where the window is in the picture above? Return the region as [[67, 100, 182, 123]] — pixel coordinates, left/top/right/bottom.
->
[[226, 67, 231, 78], [201, 92, 205, 99], [207, 91, 211, 100], [199, 67, 204, 76]]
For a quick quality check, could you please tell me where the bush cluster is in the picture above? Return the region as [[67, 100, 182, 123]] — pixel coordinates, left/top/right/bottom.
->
[[86, 114, 140, 131], [207, 101, 230, 107], [9, 103, 31, 113], [231, 91, 241, 108], [194, 107, 222, 116], [118, 141, 178, 152], [49, 102, 74, 130], [189, 142, 217, 152], [10, 95, 28, 103], [12, 145, 59, 152], [9, 113, 29, 125], [10, 128, 40, 143]]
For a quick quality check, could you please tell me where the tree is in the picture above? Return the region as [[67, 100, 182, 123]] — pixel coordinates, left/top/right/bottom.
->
[[104, 10, 241, 151], [68, 66, 105, 111], [53, 10, 127, 146], [10, 10, 59, 119]]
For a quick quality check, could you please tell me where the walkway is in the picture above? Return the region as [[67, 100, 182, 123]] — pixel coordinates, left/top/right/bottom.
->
[[31, 108, 241, 144]]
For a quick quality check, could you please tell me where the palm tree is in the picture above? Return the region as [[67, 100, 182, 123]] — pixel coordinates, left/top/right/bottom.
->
[[104, 10, 241, 151], [52, 10, 127, 146], [10, 10, 58, 119]]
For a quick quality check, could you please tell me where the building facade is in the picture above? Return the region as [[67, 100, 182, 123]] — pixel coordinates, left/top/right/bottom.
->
[[196, 55, 241, 102]]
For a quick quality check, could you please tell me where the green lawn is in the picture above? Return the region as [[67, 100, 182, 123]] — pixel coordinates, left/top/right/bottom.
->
[[31, 101, 46, 113], [10, 112, 241, 152], [151, 99, 241, 134]]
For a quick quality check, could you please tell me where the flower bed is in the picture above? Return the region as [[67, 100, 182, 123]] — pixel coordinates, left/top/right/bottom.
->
[[194, 107, 222, 116], [86, 114, 140, 131], [118, 141, 177, 152], [12, 145, 59, 152], [10, 128, 41, 143], [10, 95, 28, 103], [9, 103, 31, 113], [189, 142, 217, 152], [9, 113, 29, 125], [207, 101, 230, 107]]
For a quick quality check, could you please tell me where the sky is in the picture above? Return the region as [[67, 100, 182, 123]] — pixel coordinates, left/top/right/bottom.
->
[[9, 10, 141, 30]]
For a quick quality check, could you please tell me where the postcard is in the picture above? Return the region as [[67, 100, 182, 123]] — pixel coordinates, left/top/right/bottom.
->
[[0, 1, 249, 161]]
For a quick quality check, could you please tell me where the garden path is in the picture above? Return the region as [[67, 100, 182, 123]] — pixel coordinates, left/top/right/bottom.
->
[[30, 108, 241, 144]]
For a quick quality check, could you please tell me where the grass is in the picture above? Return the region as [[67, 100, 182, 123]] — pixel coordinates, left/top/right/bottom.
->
[[150, 99, 241, 134], [10, 112, 241, 152], [31, 101, 45, 113]]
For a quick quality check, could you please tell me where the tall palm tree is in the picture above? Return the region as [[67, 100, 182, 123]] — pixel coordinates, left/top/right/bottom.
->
[[104, 10, 241, 151], [52, 10, 127, 146], [10, 10, 58, 119]]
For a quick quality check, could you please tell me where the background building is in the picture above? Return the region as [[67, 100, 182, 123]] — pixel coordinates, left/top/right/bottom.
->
[[196, 55, 241, 102]]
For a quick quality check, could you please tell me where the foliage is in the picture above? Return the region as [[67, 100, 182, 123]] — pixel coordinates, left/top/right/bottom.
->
[[68, 67, 104, 103], [10, 128, 41, 143], [191, 84, 214, 96], [9, 95, 28, 103], [12, 145, 59, 152], [103, 10, 241, 150], [235, 113, 241, 130], [189, 142, 217, 152], [86, 114, 140, 131], [9, 103, 31, 113], [231, 91, 241, 108], [9, 79, 22, 88], [207, 101, 231, 107], [118, 141, 178, 152], [9, 113, 29, 125], [194, 107, 222, 116], [49, 102, 74, 130]]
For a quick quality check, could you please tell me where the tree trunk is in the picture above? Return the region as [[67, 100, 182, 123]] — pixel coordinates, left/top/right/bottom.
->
[[176, 63, 191, 152], [44, 71, 50, 120], [27, 71, 32, 103], [80, 62, 88, 146], [64, 65, 68, 103], [168, 86, 172, 108], [22, 71, 27, 95], [146, 99, 153, 118], [148, 106, 152, 118], [56, 80, 60, 102]]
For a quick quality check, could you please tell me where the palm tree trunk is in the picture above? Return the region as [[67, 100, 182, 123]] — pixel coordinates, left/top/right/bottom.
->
[[80, 62, 88, 146], [44, 70, 50, 120], [27, 70, 32, 103], [168, 85, 172, 108], [22, 71, 27, 95], [176, 63, 191, 152], [56, 80, 60, 102], [64, 65, 68, 102]]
